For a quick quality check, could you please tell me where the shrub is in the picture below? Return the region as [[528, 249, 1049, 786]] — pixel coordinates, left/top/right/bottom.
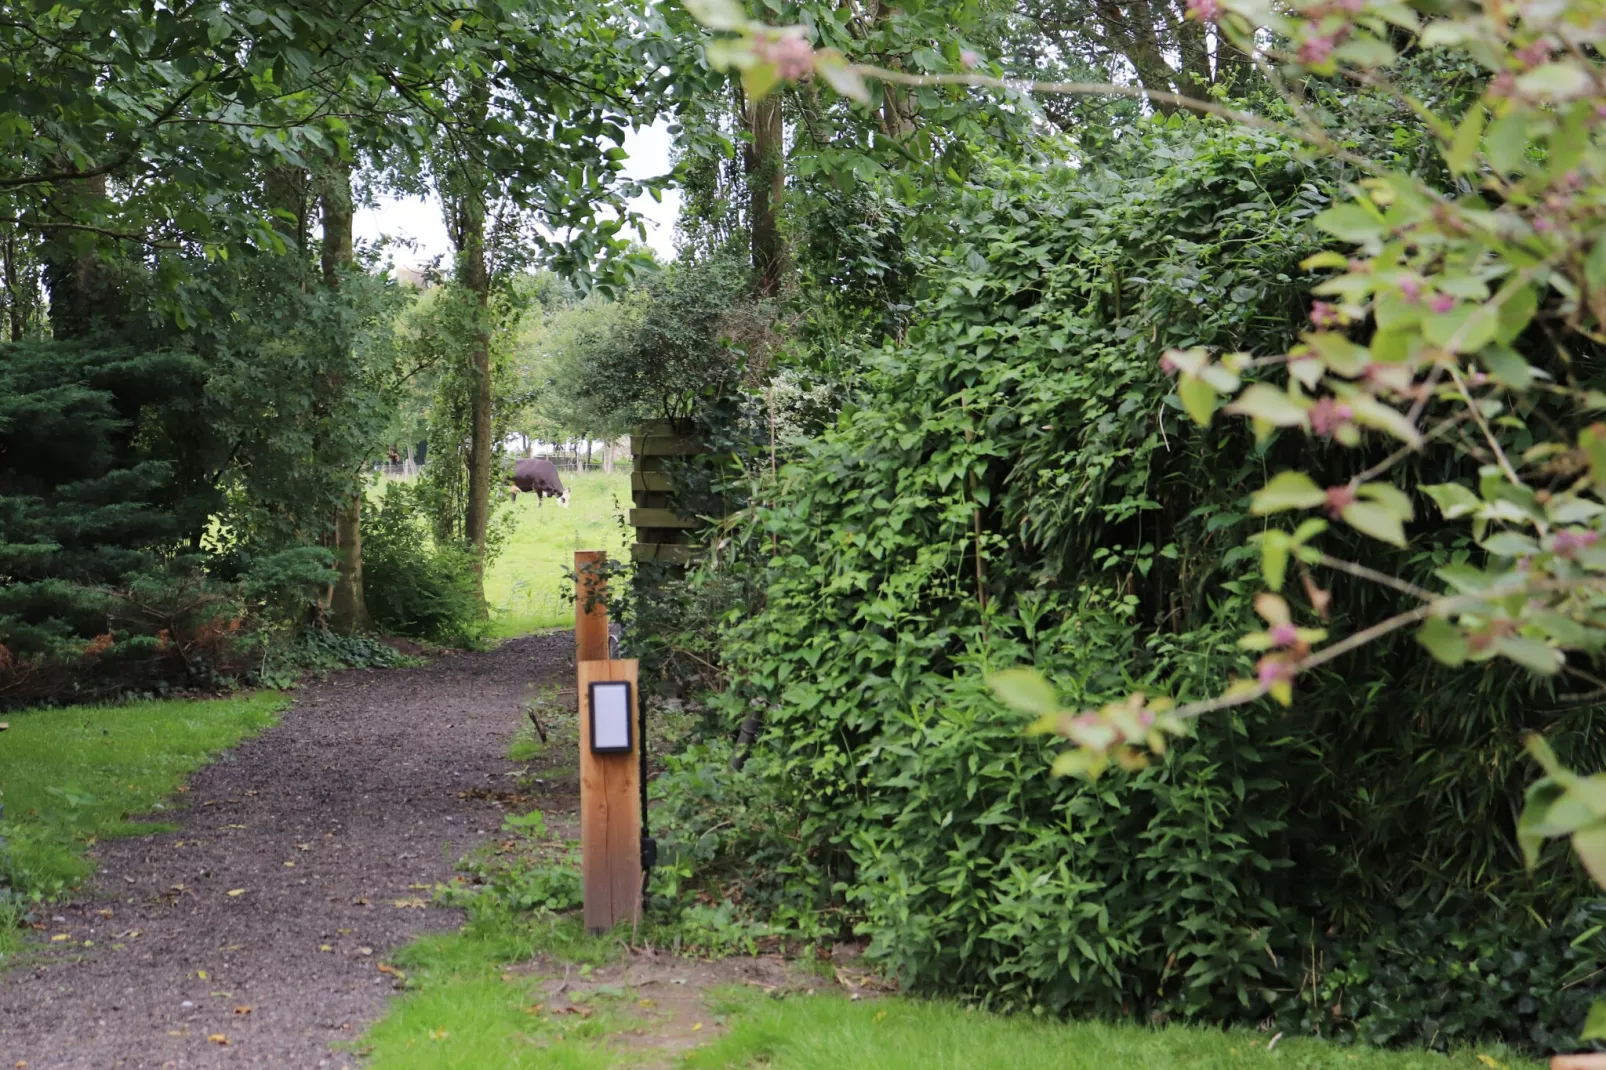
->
[[362, 481, 487, 646], [710, 121, 1605, 1049]]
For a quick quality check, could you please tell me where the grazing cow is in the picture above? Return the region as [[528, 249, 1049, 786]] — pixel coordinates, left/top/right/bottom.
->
[[510, 457, 570, 507]]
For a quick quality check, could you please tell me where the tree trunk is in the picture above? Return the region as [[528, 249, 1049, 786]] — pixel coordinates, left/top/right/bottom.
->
[[321, 162, 371, 635], [743, 91, 786, 297], [41, 171, 114, 339], [442, 78, 494, 601]]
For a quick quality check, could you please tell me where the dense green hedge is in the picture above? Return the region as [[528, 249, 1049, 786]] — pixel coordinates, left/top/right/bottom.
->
[[716, 121, 1606, 1049]]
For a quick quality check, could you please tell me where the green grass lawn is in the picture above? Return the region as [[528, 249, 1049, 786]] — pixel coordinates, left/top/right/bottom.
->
[[484, 469, 631, 637], [0, 692, 285, 898], [686, 991, 1541, 1070]]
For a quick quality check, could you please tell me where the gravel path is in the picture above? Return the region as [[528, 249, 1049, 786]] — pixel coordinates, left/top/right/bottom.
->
[[0, 632, 570, 1069]]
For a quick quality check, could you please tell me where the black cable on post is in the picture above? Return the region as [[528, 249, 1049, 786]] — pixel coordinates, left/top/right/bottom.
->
[[639, 690, 655, 900]]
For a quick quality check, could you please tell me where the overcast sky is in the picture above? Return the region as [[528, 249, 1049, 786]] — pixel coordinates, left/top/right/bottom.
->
[[352, 119, 682, 268]]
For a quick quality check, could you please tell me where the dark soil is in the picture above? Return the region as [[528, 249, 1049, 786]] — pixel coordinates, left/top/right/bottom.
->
[[0, 631, 571, 1069]]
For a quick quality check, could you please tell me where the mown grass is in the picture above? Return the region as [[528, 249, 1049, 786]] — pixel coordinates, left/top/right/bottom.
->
[[356, 911, 626, 1068], [685, 991, 1542, 1070], [484, 469, 631, 637], [0, 693, 285, 897]]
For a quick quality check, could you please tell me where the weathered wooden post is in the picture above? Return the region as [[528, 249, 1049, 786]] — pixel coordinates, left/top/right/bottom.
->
[[574, 550, 642, 933]]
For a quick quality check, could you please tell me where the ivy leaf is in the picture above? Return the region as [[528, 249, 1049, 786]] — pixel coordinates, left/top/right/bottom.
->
[[1417, 617, 1466, 666], [1340, 501, 1406, 546], [1251, 472, 1326, 515], [988, 667, 1059, 716]]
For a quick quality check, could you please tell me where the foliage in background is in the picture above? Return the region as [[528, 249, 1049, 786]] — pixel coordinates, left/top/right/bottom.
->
[[362, 482, 489, 646], [649, 120, 1606, 1052]]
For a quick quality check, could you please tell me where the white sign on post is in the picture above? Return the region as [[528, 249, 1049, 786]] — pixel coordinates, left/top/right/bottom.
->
[[588, 680, 633, 754]]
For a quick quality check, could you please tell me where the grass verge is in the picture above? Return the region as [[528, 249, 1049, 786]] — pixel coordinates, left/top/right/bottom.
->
[[484, 470, 631, 637], [684, 990, 1542, 1070], [0, 692, 286, 898]]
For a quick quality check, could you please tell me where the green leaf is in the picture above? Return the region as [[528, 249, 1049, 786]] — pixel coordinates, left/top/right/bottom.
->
[[1575, 823, 1606, 888], [1445, 104, 1483, 175], [1224, 384, 1306, 427], [1250, 471, 1327, 515], [1177, 376, 1217, 427], [1517, 62, 1592, 100], [1355, 481, 1413, 522], [1518, 777, 1567, 868], [1495, 635, 1560, 675], [814, 50, 869, 103], [1314, 203, 1385, 244], [741, 61, 779, 100], [1483, 111, 1529, 176], [681, 0, 749, 30], [1582, 1001, 1606, 1042], [1258, 531, 1291, 591], [988, 667, 1059, 716], [1417, 617, 1467, 666], [1495, 285, 1537, 345], [1480, 345, 1533, 391], [1423, 482, 1480, 520], [1340, 501, 1406, 546]]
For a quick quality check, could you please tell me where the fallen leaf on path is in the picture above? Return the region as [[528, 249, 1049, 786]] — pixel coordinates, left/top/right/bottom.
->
[[526, 1003, 544, 1015], [319, 944, 334, 952], [357, 947, 373, 956], [245, 790, 259, 796], [407, 883, 430, 891], [226, 889, 245, 897], [692, 1022, 703, 1032], [49, 934, 68, 942], [638, 999, 655, 1008], [219, 824, 246, 830], [391, 898, 426, 909], [207, 1034, 228, 1046], [352, 898, 370, 906], [296, 843, 311, 851], [166, 1030, 186, 1038], [196, 970, 208, 980], [234, 1006, 252, 1016], [95, 909, 113, 918], [283, 861, 295, 868]]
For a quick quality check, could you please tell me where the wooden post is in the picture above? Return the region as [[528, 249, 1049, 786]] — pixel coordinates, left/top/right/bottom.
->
[[575, 550, 608, 663], [578, 658, 641, 932]]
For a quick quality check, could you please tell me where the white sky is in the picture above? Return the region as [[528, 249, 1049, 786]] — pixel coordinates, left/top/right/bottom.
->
[[353, 120, 682, 268]]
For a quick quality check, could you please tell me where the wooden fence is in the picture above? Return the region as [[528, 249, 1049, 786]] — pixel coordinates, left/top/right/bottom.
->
[[629, 420, 702, 566]]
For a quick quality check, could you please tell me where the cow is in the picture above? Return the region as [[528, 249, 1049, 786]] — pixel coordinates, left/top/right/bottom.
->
[[509, 457, 570, 507]]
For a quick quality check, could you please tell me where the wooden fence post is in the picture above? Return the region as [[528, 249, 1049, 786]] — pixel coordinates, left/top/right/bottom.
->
[[578, 658, 642, 932], [575, 549, 609, 663]]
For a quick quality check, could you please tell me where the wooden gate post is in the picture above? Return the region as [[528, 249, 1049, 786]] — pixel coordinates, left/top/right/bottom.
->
[[578, 658, 642, 932], [573, 550, 641, 932], [575, 549, 609, 662]]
